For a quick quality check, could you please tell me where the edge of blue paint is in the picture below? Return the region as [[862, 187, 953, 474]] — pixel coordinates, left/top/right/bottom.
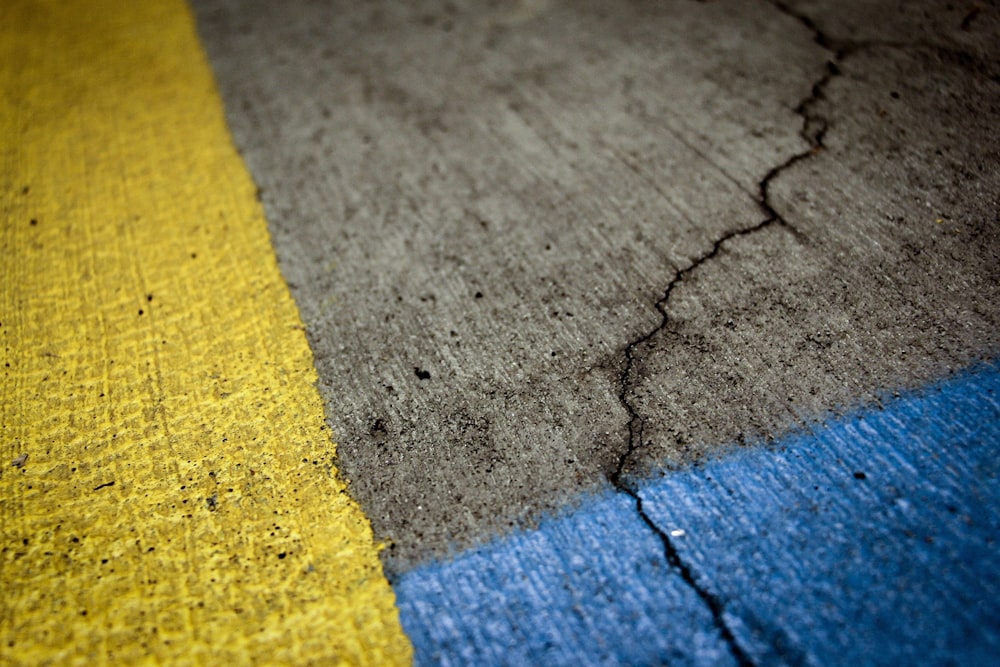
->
[[394, 362, 1000, 666]]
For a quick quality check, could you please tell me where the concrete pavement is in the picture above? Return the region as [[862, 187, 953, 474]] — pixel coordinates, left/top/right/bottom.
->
[[193, 0, 1000, 574]]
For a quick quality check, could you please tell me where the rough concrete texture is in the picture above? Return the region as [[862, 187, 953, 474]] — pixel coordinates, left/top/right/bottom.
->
[[192, 0, 1000, 574]]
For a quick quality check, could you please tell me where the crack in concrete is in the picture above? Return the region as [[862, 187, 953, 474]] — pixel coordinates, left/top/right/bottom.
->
[[606, 3, 849, 665]]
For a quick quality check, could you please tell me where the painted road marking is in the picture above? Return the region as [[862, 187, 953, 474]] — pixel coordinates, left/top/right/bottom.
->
[[395, 363, 1000, 665], [0, 1, 410, 663]]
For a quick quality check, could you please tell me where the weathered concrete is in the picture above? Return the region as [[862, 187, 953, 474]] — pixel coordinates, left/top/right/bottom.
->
[[192, 0, 1000, 573]]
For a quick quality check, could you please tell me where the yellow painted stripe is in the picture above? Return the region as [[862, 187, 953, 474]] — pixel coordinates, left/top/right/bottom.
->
[[0, 1, 411, 664]]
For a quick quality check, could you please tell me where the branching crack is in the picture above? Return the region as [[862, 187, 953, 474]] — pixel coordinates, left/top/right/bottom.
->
[[607, 3, 849, 665]]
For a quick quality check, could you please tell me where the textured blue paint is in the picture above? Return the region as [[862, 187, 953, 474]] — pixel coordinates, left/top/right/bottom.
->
[[394, 363, 1000, 666], [393, 490, 737, 666], [639, 363, 1000, 666]]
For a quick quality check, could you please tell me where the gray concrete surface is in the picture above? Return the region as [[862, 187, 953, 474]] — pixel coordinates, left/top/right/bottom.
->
[[192, 0, 1000, 575]]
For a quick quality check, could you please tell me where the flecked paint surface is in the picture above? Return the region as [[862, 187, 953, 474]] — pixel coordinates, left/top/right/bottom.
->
[[0, 1, 411, 663]]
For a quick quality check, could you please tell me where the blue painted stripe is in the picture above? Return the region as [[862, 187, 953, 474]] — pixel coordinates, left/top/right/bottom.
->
[[639, 363, 1000, 666], [393, 490, 737, 666], [394, 363, 1000, 666]]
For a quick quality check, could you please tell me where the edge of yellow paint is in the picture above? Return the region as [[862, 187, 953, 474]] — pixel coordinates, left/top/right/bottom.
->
[[0, 1, 412, 664]]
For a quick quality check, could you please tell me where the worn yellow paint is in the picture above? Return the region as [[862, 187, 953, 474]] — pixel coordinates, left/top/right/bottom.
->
[[0, 1, 412, 664]]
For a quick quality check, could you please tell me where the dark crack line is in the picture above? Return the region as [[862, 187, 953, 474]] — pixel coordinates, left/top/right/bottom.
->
[[773, 0, 1000, 84], [607, 4, 849, 666], [760, 2, 852, 229], [608, 219, 770, 667]]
